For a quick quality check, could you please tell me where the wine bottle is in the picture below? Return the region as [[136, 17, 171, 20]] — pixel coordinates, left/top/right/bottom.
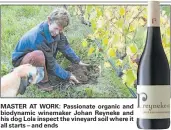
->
[[137, 1, 170, 129]]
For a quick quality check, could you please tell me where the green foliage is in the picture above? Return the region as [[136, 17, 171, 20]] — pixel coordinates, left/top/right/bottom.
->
[[79, 5, 170, 88], [1, 63, 9, 76], [85, 88, 93, 97], [122, 69, 136, 87], [1, 5, 170, 98], [161, 6, 170, 16]]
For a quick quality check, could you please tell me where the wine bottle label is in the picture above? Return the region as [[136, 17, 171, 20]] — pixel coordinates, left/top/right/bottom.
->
[[137, 85, 170, 119], [148, 1, 160, 27]]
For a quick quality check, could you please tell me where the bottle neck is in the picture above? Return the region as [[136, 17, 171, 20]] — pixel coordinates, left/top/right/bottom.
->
[[147, 1, 160, 27]]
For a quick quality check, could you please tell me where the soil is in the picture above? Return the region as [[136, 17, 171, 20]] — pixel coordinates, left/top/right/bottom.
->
[[48, 64, 100, 90]]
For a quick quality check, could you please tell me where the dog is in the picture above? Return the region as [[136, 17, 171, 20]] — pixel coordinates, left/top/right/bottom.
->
[[1, 64, 44, 97]]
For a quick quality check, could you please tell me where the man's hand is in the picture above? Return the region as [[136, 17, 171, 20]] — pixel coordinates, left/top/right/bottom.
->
[[69, 73, 80, 84], [79, 61, 90, 66]]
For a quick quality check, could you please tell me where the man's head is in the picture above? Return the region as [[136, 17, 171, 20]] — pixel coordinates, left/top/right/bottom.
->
[[47, 8, 70, 37]]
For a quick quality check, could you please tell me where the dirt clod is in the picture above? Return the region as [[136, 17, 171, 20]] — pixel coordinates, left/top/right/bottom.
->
[[48, 64, 100, 90]]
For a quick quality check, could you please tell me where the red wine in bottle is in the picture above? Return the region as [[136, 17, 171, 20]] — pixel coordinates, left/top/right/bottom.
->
[[137, 1, 170, 129]]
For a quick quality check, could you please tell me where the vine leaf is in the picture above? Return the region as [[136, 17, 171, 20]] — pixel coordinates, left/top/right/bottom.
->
[[122, 69, 136, 87]]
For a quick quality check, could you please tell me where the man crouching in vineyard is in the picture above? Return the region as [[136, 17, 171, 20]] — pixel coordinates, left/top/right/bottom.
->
[[12, 8, 88, 92]]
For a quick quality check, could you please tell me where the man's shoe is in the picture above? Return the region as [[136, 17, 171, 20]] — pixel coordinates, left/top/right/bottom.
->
[[36, 82, 54, 92]]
